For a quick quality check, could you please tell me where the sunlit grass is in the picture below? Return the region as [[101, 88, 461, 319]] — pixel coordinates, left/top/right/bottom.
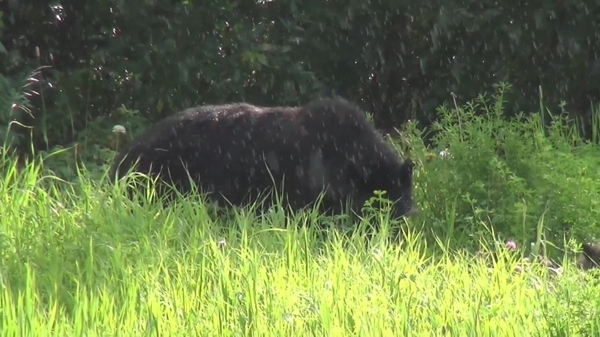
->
[[0, 154, 599, 337]]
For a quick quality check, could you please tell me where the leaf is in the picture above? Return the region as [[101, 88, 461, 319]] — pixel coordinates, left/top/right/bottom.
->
[[256, 54, 268, 66]]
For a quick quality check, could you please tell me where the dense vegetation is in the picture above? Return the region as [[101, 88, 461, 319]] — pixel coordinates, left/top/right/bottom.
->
[[2, 1, 600, 335]]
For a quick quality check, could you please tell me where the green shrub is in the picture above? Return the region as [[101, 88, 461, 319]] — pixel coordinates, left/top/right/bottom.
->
[[402, 84, 600, 253]]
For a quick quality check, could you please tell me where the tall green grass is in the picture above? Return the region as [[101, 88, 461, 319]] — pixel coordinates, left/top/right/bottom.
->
[[1, 155, 600, 336], [2, 85, 600, 335]]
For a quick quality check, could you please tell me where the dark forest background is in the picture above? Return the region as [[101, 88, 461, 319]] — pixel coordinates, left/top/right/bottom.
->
[[1, 0, 599, 171]]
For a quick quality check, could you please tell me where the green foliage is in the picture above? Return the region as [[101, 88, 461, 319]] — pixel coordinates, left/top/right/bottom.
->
[[0, 67, 41, 150], [401, 84, 600, 250]]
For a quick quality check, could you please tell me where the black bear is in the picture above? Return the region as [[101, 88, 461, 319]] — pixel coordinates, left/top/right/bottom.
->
[[109, 98, 416, 219]]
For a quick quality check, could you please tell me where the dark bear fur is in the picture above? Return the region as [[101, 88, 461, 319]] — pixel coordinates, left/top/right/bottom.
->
[[109, 98, 416, 219], [577, 242, 600, 270]]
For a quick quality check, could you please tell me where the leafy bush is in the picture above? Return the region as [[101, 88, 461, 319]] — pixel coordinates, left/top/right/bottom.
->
[[403, 84, 600, 251]]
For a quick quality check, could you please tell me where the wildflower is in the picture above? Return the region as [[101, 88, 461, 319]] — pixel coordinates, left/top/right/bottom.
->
[[439, 148, 453, 159], [505, 240, 517, 251], [112, 125, 127, 134], [217, 238, 227, 250]]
